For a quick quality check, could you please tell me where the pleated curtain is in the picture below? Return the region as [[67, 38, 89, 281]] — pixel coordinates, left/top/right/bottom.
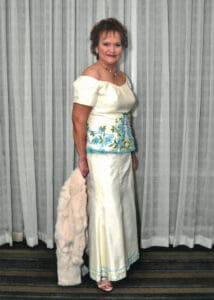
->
[[137, 0, 214, 249], [0, 0, 214, 249]]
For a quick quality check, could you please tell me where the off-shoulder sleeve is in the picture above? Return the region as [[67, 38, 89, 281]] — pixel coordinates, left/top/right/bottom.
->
[[73, 76, 100, 107]]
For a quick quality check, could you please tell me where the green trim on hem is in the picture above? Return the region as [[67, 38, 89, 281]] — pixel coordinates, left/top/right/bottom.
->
[[89, 252, 140, 282]]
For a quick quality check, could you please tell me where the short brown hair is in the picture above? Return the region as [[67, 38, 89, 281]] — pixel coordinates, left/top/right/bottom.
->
[[90, 18, 128, 59]]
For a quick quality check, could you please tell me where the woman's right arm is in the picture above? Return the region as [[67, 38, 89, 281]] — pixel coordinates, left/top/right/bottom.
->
[[72, 103, 92, 177]]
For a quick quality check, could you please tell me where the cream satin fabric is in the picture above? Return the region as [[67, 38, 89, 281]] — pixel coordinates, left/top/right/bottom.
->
[[73, 76, 136, 154], [87, 153, 139, 282], [73, 76, 135, 113]]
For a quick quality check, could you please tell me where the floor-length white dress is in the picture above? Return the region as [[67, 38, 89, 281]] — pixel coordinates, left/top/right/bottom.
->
[[73, 75, 139, 282]]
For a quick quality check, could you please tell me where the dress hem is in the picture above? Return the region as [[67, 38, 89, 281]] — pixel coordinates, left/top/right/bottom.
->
[[89, 252, 140, 282]]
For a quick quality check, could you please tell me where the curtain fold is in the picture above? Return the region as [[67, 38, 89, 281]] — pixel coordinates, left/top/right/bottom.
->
[[0, 0, 11, 246], [137, 0, 170, 248], [172, 0, 204, 248], [0, 0, 214, 249]]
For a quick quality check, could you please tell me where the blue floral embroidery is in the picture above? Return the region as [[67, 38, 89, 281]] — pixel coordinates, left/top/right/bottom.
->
[[87, 113, 135, 153]]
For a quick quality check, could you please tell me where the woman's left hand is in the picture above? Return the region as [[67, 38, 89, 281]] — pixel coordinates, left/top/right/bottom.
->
[[131, 152, 138, 170]]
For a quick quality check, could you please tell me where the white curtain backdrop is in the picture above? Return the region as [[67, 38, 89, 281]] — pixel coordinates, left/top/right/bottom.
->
[[0, 0, 214, 249]]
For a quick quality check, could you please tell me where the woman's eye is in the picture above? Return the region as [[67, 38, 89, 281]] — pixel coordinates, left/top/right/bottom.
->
[[102, 42, 121, 47]]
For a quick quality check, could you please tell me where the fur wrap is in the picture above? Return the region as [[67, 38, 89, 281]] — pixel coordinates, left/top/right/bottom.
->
[[55, 168, 88, 286]]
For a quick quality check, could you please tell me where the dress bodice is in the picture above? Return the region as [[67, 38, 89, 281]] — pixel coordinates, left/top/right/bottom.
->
[[73, 76, 136, 154]]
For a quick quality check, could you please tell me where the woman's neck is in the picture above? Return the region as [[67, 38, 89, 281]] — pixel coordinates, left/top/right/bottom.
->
[[98, 60, 118, 78]]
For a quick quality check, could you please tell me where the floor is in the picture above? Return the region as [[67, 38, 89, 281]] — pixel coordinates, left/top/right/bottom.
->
[[0, 242, 214, 299]]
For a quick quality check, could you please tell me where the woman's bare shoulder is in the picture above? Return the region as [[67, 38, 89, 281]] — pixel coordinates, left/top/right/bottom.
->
[[82, 64, 101, 80]]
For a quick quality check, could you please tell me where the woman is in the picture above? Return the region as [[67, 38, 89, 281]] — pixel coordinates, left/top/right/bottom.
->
[[72, 18, 139, 292]]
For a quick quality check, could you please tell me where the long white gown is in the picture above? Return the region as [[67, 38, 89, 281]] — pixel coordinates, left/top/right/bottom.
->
[[73, 75, 139, 282]]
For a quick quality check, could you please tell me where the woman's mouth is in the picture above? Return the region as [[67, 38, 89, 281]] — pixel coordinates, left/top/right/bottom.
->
[[107, 54, 117, 57]]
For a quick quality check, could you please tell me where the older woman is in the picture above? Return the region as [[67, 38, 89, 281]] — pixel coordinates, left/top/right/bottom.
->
[[72, 18, 139, 292]]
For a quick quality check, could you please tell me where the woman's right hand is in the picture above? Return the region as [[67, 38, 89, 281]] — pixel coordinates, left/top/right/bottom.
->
[[78, 157, 89, 178]]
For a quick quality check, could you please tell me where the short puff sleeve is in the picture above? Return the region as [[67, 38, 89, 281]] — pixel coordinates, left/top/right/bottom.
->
[[73, 76, 100, 107]]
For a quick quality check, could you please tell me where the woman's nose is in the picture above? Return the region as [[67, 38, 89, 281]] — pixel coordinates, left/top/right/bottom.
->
[[109, 45, 115, 52]]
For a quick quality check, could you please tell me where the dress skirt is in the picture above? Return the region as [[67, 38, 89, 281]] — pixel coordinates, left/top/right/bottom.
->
[[87, 152, 139, 282]]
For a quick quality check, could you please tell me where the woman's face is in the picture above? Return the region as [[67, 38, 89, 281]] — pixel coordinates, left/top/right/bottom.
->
[[96, 31, 123, 66]]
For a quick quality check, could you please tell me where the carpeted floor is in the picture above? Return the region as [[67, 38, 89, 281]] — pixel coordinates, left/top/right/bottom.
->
[[0, 242, 214, 299]]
